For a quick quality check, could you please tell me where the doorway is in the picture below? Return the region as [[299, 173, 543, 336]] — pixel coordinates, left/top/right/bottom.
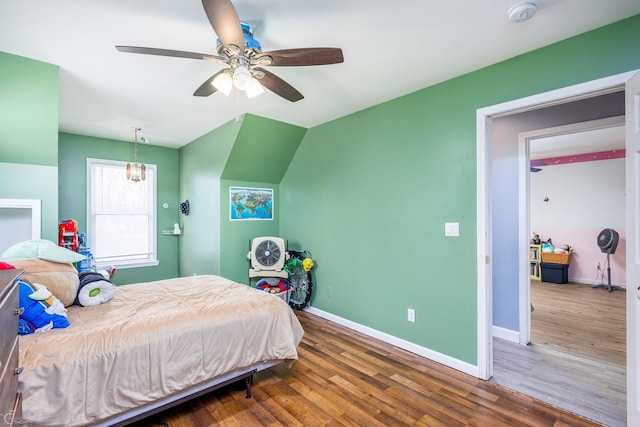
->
[[475, 70, 638, 425], [523, 116, 626, 351]]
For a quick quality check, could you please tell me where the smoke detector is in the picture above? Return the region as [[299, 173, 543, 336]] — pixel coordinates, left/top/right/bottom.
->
[[508, 2, 537, 22]]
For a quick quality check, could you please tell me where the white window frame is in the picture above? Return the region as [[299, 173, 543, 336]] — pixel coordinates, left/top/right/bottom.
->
[[86, 158, 158, 269]]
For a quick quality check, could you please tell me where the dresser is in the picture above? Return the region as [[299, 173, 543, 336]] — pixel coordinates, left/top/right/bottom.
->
[[0, 269, 22, 426]]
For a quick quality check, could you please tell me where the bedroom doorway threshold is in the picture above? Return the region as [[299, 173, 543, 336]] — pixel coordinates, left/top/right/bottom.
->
[[492, 337, 626, 427]]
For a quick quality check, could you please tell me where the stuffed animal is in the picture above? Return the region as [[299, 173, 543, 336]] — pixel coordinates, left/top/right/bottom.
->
[[256, 278, 290, 294], [75, 271, 116, 307], [18, 278, 70, 335]]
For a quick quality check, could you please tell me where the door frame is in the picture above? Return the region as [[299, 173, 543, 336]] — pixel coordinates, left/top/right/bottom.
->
[[517, 116, 626, 344], [476, 70, 637, 381]]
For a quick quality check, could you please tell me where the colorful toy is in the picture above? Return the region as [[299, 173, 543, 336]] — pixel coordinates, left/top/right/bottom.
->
[[75, 271, 116, 307], [59, 219, 79, 252], [302, 258, 314, 272], [18, 278, 70, 335], [256, 278, 290, 294]]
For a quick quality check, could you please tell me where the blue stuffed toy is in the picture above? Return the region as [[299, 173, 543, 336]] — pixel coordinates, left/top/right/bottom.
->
[[18, 278, 70, 335]]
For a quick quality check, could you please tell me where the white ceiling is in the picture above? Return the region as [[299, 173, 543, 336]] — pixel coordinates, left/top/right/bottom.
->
[[1, 0, 639, 148], [531, 125, 625, 160]]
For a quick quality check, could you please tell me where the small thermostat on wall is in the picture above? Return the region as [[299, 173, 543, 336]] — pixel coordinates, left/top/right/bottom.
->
[[445, 222, 459, 237]]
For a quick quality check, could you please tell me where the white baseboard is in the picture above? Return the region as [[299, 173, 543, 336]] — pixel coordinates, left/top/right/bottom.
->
[[492, 325, 519, 343], [304, 306, 480, 378], [570, 277, 626, 288]]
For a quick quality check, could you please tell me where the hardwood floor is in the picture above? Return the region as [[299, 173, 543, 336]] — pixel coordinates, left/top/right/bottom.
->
[[492, 338, 625, 427], [530, 280, 625, 366], [491, 280, 626, 427], [132, 311, 602, 426]]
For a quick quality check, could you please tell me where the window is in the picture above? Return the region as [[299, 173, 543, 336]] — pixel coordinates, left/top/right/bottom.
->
[[87, 158, 158, 269]]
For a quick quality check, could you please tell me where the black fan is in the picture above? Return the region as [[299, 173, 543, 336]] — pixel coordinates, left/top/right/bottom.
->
[[594, 228, 623, 292], [530, 160, 547, 173], [597, 228, 619, 254]]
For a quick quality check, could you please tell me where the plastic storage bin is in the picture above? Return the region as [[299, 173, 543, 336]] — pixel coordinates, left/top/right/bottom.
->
[[540, 262, 568, 284]]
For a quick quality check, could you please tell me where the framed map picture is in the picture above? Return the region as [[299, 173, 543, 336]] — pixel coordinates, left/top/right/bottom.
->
[[229, 186, 273, 221]]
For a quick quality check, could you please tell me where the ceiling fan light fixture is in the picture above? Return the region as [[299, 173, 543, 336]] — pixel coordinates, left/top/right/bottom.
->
[[245, 77, 264, 99], [212, 71, 233, 96], [233, 65, 252, 90]]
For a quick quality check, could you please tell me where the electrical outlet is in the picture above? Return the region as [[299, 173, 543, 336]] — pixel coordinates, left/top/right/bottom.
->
[[407, 308, 415, 323]]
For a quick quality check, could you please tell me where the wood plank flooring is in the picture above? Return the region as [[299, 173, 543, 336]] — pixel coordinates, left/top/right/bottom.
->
[[530, 280, 625, 366], [491, 280, 626, 427], [132, 311, 602, 426], [493, 338, 625, 427]]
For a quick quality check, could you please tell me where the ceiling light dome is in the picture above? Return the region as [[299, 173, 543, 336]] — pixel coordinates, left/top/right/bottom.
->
[[212, 70, 233, 96], [233, 65, 252, 90], [245, 77, 264, 99]]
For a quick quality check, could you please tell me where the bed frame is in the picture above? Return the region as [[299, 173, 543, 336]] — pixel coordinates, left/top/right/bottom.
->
[[100, 360, 281, 426]]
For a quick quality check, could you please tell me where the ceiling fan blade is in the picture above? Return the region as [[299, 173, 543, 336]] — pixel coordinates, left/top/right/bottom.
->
[[530, 160, 548, 167], [201, 0, 244, 51], [256, 48, 344, 67], [116, 46, 225, 63], [193, 70, 227, 97], [255, 67, 303, 102]]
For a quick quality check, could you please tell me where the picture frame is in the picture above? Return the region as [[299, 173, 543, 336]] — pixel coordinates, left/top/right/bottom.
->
[[229, 186, 273, 221]]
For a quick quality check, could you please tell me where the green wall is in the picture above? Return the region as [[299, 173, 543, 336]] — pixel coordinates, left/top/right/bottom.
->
[[220, 180, 280, 284], [0, 52, 59, 242], [3, 14, 640, 369], [178, 120, 239, 276], [179, 114, 306, 281], [280, 14, 640, 365], [221, 114, 307, 183], [0, 52, 58, 166], [58, 132, 180, 284]]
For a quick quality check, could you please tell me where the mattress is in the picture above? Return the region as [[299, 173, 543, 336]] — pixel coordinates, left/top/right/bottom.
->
[[18, 275, 304, 426]]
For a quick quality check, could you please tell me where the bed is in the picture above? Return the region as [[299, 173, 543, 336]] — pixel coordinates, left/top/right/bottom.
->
[[17, 274, 304, 427]]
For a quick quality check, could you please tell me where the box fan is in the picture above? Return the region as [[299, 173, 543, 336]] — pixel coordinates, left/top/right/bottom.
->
[[248, 236, 289, 280]]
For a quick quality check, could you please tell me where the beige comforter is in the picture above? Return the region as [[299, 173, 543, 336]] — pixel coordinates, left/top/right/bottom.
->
[[18, 275, 304, 426]]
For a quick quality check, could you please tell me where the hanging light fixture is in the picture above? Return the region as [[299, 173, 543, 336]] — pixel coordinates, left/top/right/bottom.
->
[[209, 22, 265, 99], [213, 67, 264, 98], [126, 127, 146, 182]]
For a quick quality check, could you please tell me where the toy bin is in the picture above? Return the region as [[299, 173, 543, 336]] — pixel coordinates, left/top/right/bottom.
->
[[540, 262, 569, 284], [273, 289, 290, 303], [541, 251, 572, 264]]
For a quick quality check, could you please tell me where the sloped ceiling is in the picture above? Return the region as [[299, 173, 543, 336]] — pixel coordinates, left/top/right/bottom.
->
[[221, 114, 307, 183]]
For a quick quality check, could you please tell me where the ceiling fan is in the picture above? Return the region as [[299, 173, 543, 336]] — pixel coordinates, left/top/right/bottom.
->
[[530, 160, 547, 172], [116, 0, 344, 102]]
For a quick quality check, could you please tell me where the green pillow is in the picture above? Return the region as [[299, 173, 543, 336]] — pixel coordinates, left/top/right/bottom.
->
[[1, 239, 86, 263]]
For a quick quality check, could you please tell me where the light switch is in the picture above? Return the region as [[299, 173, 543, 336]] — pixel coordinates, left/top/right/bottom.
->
[[445, 222, 459, 237]]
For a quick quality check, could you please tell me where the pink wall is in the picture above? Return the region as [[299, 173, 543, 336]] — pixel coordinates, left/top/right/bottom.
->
[[534, 227, 626, 286]]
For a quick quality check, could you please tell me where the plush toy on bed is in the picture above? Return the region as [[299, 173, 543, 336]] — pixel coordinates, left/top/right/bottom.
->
[[18, 278, 70, 335], [75, 271, 116, 307]]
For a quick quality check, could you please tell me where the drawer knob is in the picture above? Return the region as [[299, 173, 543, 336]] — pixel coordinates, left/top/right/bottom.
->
[[15, 307, 25, 316], [14, 367, 23, 375]]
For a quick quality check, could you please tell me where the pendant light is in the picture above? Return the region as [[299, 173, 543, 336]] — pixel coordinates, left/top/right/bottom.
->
[[126, 127, 146, 182]]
